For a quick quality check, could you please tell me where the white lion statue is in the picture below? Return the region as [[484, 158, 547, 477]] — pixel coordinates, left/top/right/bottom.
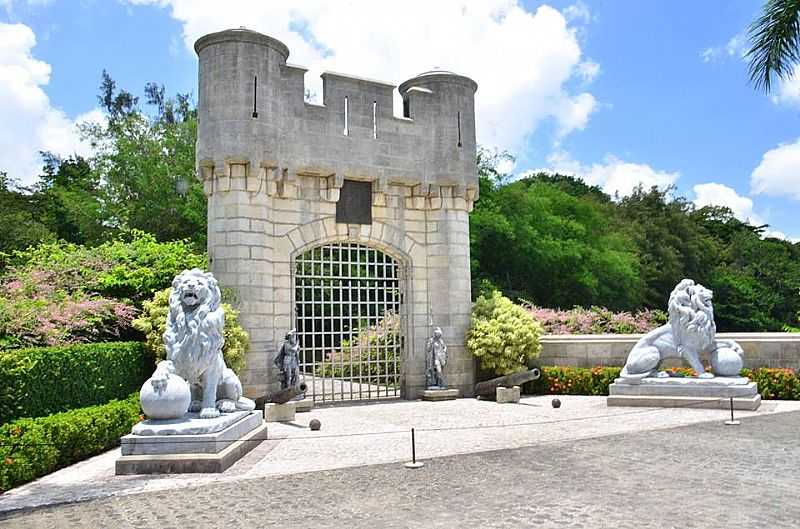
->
[[149, 269, 255, 419], [620, 279, 743, 380]]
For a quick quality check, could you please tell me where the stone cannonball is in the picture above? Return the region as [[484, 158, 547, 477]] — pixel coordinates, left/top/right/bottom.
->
[[140, 374, 191, 420], [711, 348, 744, 377], [309, 418, 321, 431]]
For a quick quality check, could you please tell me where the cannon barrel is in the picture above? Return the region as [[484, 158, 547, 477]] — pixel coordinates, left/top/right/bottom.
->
[[267, 382, 308, 404], [474, 368, 541, 397]]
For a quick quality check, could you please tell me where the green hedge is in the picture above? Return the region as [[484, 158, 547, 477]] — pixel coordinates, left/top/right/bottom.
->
[[0, 393, 140, 492], [0, 342, 152, 423], [526, 366, 800, 400]]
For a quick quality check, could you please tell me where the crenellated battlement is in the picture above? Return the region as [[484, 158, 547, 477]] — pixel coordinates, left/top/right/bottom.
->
[[195, 28, 478, 206]]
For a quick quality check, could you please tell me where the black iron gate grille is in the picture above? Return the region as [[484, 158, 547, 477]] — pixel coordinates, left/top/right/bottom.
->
[[294, 242, 404, 402]]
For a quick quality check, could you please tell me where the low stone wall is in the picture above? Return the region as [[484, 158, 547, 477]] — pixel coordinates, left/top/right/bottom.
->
[[539, 333, 800, 371]]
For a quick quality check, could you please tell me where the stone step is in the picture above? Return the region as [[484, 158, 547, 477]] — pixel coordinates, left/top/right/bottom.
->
[[421, 388, 459, 401]]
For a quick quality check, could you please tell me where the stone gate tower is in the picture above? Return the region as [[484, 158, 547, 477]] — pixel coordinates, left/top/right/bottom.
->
[[195, 28, 478, 400]]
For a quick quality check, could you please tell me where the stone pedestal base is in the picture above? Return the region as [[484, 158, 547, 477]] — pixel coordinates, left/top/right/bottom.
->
[[496, 386, 521, 404], [131, 410, 251, 436], [421, 388, 459, 401], [265, 402, 296, 422], [116, 411, 265, 475], [294, 398, 314, 413], [608, 376, 761, 410]]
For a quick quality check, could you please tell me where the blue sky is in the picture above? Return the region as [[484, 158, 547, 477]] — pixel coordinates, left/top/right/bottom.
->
[[1, 0, 798, 240]]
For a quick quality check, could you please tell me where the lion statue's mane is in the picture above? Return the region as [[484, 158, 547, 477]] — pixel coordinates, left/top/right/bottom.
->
[[620, 279, 743, 380], [164, 269, 225, 380], [152, 268, 254, 418]]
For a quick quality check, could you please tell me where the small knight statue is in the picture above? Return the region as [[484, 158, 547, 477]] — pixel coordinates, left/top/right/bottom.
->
[[274, 329, 301, 390], [426, 327, 448, 388]]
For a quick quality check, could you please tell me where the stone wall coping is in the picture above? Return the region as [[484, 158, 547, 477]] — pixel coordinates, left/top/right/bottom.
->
[[320, 70, 396, 88], [399, 71, 478, 95], [194, 28, 290, 59], [541, 332, 800, 343]]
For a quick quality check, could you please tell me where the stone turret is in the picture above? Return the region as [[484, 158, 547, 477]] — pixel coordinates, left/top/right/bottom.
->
[[195, 28, 478, 400], [399, 70, 478, 188]]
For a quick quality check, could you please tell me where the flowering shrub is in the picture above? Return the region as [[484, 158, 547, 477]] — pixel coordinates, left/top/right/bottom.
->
[[528, 366, 800, 400], [0, 231, 205, 349], [316, 311, 401, 385], [742, 368, 800, 400], [523, 303, 667, 335], [527, 366, 622, 395], [6, 230, 206, 304], [467, 290, 542, 376], [0, 274, 136, 349], [132, 287, 248, 374]]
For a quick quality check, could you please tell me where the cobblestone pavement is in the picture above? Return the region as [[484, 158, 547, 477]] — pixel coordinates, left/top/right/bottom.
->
[[4, 396, 797, 513], [3, 410, 798, 529]]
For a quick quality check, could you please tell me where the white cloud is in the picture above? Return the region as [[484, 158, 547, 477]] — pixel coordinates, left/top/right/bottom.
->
[[700, 30, 748, 63], [701, 29, 800, 111], [0, 0, 53, 5], [563, 1, 591, 24], [762, 229, 799, 242], [751, 138, 800, 200], [576, 60, 600, 82], [768, 65, 800, 107], [1, 0, 52, 16], [0, 23, 100, 185], [692, 182, 764, 225], [495, 156, 517, 175], [125, 0, 598, 153], [536, 150, 679, 197]]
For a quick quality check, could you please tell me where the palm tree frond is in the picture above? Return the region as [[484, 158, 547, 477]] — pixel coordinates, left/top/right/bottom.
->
[[746, 0, 800, 92]]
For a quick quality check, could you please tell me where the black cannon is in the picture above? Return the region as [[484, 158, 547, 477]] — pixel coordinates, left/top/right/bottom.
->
[[474, 368, 541, 398], [255, 382, 308, 408], [269, 382, 308, 404]]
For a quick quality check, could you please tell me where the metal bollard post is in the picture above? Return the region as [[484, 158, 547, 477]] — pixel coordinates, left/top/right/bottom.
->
[[404, 427, 425, 468], [724, 396, 740, 426]]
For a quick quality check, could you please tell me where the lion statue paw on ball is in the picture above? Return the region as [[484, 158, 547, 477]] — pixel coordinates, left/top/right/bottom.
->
[[620, 278, 743, 380], [147, 269, 255, 419]]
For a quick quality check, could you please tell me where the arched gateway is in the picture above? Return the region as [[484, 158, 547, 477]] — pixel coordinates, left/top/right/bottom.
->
[[196, 28, 479, 400], [294, 242, 405, 401]]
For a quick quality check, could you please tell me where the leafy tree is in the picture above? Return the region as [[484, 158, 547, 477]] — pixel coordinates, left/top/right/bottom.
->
[[34, 154, 108, 246], [747, 0, 800, 92], [98, 69, 138, 120], [524, 171, 610, 202], [711, 234, 800, 331], [0, 173, 54, 261], [616, 186, 722, 309], [471, 155, 643, 310], [83, 72, 206, 247]]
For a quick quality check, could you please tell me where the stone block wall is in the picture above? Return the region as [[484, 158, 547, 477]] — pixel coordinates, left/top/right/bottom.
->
[[538, 333, 800, 371]]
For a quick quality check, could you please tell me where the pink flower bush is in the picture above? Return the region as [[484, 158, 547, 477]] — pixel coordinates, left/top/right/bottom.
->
[[0, 233, 207, 349], [524, 303, 667, 335], [0, 270, 137, 349]]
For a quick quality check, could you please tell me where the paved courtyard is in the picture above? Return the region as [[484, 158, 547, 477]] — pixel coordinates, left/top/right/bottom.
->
[[1, 396, 799, 527]]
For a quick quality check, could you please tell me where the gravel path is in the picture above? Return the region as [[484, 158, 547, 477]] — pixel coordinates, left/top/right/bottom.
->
[[3, 409, 798, 528]]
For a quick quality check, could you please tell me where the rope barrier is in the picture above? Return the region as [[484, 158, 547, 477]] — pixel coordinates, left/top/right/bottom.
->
[[0, 395, 749, 449]]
